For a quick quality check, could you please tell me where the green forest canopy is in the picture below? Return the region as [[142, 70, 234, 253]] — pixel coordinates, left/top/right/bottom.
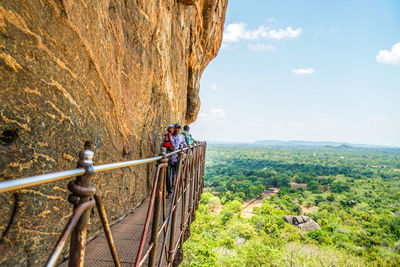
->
[[183, 144, 400, 266]]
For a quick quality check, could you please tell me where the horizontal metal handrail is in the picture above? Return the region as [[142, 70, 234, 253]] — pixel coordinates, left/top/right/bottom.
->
[[93, 156, 163, 172], [0, 141, 206, 267], [0, 168, 86, 194], [0, 145, 197, 194]]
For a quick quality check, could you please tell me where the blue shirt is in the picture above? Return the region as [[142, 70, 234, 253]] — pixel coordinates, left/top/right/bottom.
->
[[182, 131, 194, 146]]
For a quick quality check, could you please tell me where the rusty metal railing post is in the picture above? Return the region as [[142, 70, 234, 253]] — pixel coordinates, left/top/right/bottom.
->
[[191, 146, 198, 221], [198, 144, 204, 204], [167, 145, 185, 263], [94, 187, 121, 267], [68, 143, 95, 267], [173, 146, 189, 265], [200, 143, 206, 193], [187, 145, 195, 223], [181, 148, 189, 236], [148, 148, 168, 267], [194, 145, 201, 212]]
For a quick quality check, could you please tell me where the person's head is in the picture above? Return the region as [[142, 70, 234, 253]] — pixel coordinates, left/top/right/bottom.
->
[[183, 125, 190, 132], [174, 123, 181, 134], [167, 124, 174, 133]]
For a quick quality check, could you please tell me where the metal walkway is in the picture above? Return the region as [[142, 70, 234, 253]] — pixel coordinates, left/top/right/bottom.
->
[[60, 186, 191, 267], [0, 143, 206, 267]]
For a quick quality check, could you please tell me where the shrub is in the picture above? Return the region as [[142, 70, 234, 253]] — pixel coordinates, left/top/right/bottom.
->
[[220, 236, 235, 249], [326, 194, 335, 202], [224, 200, 242, 213], [227, 221, 255, 240], [208, 196, 221, 212], [221, 209, 234, 225], [307, 229, 333, 245], [200, 192, 214, 204]]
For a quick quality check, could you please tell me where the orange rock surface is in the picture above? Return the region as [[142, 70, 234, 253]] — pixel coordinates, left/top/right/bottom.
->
[[0, 0, 227, 265]]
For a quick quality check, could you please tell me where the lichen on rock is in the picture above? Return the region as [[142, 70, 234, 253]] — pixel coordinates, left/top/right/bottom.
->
[[0, 0, 228, 265]]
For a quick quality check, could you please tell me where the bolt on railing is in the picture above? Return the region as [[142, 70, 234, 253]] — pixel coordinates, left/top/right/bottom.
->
[[0, 141, 207, 267]]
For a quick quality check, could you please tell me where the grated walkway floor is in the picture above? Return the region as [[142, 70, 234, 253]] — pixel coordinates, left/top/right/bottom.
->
[[59, 184, 192, 267]]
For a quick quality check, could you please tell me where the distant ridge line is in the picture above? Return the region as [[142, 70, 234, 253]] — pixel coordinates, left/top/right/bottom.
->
[[206, 140, 400, 149]]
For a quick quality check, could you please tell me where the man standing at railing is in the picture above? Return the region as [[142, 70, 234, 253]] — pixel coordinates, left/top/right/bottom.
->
[[166, 123, 187, 198], [182, 125, 194, 146]]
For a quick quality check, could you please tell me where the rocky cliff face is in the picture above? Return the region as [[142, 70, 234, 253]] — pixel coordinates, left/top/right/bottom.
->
[[0, 0, 227, 265]]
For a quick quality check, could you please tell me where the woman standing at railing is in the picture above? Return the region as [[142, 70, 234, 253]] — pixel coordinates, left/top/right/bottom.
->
[[165, 123, 187, 198], [162, 124, 175, 198], [162, 124, 175, 152]]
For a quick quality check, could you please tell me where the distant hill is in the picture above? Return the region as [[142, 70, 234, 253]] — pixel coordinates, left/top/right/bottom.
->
[[205, 140, 399, 150], [253, 140, 398, 149]]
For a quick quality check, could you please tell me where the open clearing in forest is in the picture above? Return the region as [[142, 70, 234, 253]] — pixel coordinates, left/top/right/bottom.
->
[[211, 204, 222, 215], [241, 188, 279, 218], [301, 204, 319, 214], [290, 181, 307, 189]]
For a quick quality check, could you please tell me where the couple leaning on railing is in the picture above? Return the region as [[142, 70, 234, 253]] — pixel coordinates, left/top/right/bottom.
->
[[161, 123, 195, 198]]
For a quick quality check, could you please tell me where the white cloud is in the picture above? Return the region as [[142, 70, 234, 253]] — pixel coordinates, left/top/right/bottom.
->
[[223, 22, 302, 43], [198, 112, 209, 120], [292, 68, 315, 75], [288, 122, 307, 128], [223, 23, 263, 43], [268, 122, 307, 128], [271, 123, 285, 128], [267, 27, 303, 40], [210, 84, 217, 91], [376, 42, 400, 66], [210, 108, 226, 118], [221, 43, 238, 50], [248, 44, 275, 51], [268, 18, 277, 23], [198, 108, 226, 122], [246, 117, 264, 127], [370, 115, 388, 122]]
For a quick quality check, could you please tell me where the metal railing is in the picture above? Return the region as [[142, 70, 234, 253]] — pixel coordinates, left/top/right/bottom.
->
[[0, 141, 207, 267]]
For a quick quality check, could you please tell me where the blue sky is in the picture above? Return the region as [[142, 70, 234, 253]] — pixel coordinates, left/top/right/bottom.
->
[[190, 0, 400, 147]]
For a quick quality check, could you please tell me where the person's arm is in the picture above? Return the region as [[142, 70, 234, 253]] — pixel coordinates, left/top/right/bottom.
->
[[184, 132, 190, 145], [169, 134, 175, 150], [181, 136, 188, 148], [184, 135, 188, 145], [189, 134, 194, 145]]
